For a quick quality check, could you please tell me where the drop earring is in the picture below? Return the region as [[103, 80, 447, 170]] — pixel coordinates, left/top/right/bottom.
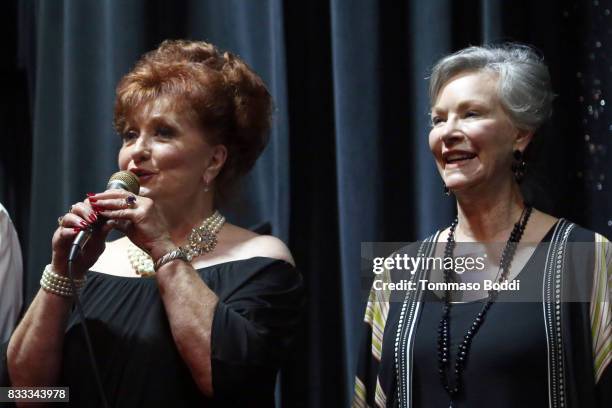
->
[[443, 184, 451, 196], [511, 150, 526, 183]]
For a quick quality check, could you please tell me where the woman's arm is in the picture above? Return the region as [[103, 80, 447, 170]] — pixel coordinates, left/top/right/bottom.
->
[[90, 190, 222, 394], [7, 290, 73, 387], [149, 235, 298, 397], [154, 257, 218, 396], [7, 199, 110, 391], [91, 190, 302, 400]]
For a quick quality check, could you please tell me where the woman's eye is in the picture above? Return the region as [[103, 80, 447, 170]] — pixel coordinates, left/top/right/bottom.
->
[[121, 130, 138, 141], [156, 127, 174, 138], [431, 116, 444, 126], [465, 111, 480, 118]]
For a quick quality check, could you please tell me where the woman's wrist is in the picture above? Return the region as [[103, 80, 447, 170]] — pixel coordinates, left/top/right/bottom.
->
[[51, 258, 71, 278], [149, 240, 179, 263], [51, 257, 86, 279], [154, 247, 193, 272], [41, 264, 87, 298]]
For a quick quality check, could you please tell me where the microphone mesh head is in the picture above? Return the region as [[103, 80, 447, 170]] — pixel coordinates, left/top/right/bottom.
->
[[107, 171, 140, 194]]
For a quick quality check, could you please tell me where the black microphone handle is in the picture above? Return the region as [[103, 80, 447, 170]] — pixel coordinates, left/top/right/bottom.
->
[[68, 215, 108, 262]]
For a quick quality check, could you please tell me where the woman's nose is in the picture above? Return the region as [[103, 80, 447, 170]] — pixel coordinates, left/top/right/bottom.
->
[[439, 118, 464, 145], [130, 136, 151, 162]]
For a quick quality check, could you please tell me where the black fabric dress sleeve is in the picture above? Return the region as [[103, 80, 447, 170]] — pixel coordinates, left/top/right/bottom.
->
[[209, 260, 304, 405]]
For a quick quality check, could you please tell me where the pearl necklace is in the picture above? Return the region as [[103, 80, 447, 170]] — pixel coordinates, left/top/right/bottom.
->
[[127, 211, 226, 277]]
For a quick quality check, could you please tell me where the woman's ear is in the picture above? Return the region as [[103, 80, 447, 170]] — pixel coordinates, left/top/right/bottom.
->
[[515, 129, 534, 152], [203, 144, 228, 185]]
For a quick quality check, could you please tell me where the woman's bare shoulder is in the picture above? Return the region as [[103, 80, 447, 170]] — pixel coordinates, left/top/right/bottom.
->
[[220, 223, 295, 266]]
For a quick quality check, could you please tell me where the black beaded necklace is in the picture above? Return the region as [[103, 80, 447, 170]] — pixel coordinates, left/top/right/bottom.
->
[[437, 205, 532, 407]]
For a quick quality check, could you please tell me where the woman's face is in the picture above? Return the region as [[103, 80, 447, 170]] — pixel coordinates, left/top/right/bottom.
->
[[117, 97, 216, 202], [428, 71, 525, 194]]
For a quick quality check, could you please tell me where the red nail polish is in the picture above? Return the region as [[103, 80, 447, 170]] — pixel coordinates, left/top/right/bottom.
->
[[86, 193, 95, 197], [73, 227, 81, 232], [89, 214, 97, 223], [80, 221, 88, 228], [89, 197, 98, 203]]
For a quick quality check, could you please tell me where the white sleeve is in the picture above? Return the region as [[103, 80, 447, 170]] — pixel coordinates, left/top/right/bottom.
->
[[0, 203, 23, 343]]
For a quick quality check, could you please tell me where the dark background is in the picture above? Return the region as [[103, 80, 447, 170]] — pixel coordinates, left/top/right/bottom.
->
[[1, 0, 611, 406]]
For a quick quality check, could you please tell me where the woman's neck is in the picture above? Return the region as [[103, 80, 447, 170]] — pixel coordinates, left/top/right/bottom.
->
[[157, 193, 215, 247], [454, 180, 525, 242]]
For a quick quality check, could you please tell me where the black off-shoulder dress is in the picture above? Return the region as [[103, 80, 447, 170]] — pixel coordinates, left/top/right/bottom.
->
[[1, 257, 304, 407]]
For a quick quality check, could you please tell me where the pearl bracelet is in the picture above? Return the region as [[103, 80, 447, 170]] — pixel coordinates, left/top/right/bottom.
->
[[40, 264, 86, 297]]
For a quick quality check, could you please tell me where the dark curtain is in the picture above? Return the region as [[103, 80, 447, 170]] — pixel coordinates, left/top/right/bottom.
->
[[2, 0, 611, 406]]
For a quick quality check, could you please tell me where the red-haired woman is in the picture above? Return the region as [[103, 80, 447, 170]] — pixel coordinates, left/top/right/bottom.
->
[[4, 40, 303, 407]]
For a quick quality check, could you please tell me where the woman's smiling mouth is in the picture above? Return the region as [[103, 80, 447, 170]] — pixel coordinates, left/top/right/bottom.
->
[[443, 151, 477, 167]]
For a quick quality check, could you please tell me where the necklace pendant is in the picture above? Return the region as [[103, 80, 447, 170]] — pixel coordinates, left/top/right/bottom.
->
[[126, 210, 225, 275]]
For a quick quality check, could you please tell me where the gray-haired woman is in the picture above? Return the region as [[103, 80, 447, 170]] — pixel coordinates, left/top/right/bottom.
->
[[354, 44, 611, 407]]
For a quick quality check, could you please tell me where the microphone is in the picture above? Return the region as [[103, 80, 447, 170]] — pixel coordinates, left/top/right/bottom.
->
[[65, 171, 138, 408], [68, 171, 140, 262]]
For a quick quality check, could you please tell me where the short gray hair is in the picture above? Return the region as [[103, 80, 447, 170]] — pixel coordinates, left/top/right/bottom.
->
[[429, 44, 554, 131]]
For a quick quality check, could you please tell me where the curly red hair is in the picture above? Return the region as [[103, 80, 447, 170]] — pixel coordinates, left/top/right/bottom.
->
[[114, 39, 272, 192]]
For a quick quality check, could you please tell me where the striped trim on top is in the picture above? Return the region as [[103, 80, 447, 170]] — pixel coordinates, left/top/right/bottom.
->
[[353, 377, 369, 408], [374, 376, 387, 407], [364, 267, 392, 362], [591, 233, 612, 383]]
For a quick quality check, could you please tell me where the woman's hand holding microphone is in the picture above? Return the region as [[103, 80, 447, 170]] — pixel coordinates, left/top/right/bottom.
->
[[51, 188, 176, 278], [51, 197, 113, 279]]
